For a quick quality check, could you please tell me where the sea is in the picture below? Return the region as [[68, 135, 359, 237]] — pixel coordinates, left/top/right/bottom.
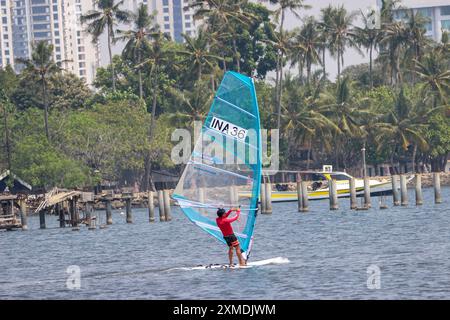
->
[[0, 187, 449, 299]]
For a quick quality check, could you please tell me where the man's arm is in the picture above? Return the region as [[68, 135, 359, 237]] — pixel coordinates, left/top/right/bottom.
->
[[223, 209, 240, 223], [223, 209, 233, 218]]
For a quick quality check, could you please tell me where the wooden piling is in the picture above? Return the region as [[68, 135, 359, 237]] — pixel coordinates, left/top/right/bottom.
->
[[57, 203, 65, 228], [329, 179, 338, 210], [349, 178, 357, 209], [433, 172, 442, 204], [415, 174, 423, 206], [148, 191, 155, 222], [229, 186, 236, 206], [19, 199, 28, 231], [70, 198, 80, 231], [158, 190, 166, 221], [364, 176, 371, 208], [125, 197, 132, 223], [391, 175, 400, 206], [301, 181, 309, 212], [106, 198, 113, 225], [379, 195, 388, 209], [400, 174, 408, 206], [163, 190, 172, 221], [39, 210, 46, 229], [264, 182, 272, 214]]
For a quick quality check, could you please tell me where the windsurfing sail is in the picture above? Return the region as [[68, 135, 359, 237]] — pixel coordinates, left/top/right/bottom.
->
[[172, 71, 262, 259]]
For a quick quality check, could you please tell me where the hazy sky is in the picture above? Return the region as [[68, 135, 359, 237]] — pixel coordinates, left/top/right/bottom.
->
[[99, 0, 377, 81]]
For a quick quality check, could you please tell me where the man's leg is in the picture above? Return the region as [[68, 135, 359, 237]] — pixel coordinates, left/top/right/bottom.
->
[[235, 245, 246, 266], [228, 247, 233, 265]]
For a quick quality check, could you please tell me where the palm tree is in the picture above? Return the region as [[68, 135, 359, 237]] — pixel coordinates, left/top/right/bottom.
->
[[318, 5, 334, 79], [188, 0, 255, 72], [319, 77, 372, 169], [167, 79, 214, 128], [81, 0, 130, 91], [177, 28, 223, 81], [289, 17, 322, 85], [403, 9, 430, 83], [16, 41, 62, 142], [373, 88, 429, 173], [138, 31, 172, 190], [321, 5, 359, 83], [264, 26, 295, 130], [354, 9, 381, 88], [414, 51, 450, 108], [116, 3, 158, 99]]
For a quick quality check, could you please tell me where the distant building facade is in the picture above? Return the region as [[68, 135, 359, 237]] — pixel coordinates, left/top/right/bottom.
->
[[0, 0, 99, 85], [378, 0, 450, 42]]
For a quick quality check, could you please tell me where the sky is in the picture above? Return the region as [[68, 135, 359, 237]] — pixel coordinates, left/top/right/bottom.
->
[[99, 0, 377, 81]]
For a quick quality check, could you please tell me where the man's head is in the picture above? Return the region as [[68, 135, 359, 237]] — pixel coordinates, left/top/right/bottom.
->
[[217, 208, 226, 217]]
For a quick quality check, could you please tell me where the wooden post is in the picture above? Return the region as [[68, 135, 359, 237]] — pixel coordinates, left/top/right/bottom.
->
[[301, 181, 309, 212], [260, 182, 267, 213], [264, 182, 272, 214], [433, 172, 442, 204], [297, 181, 303, 212], [349, 178, 357, 209], [158, 190, 166, 221], [329, 179, 338, 210], [415, 174, 423, 206], [70, 198, 80, 231], [39, 210, 46, 229], [379, 195, 388, 209], [199, 187, 206, 215], [163, 190, 172, 221], [364, 176, 371, 208], [400, 174, 408, 206], [106, 198, 113, 225], [87, 202, 96, 230], [148, 191, 155, 222], [19, 199, 28, 231], [58, 203, 65, 228], [125, 197, 132, 223], [391, 175, 400, 206]]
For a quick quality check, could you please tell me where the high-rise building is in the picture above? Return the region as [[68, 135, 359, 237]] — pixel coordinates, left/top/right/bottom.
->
[[150, 0, 196, 42], [0, 0, 14, 67], [1, 0, 99, 85], [378, 0, 450, 42]]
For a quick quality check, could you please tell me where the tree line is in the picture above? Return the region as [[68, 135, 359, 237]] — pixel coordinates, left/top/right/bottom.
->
[[0, 0, 449, 191]]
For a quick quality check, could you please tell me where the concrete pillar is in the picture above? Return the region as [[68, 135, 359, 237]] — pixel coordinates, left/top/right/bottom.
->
[[415, 174, 423, 206], [329, 179, 338, 210], [349, 178, 357, 209], [297, 181, 303, 212], [260, 183, 267, 213], [364, 176, 371, 208], [264, 183, 272, 214], [433, 172, 442, 204], [148, 191, 155, 222], [19, 199, 28, 231], [391, 175, 400, 206], [158, 190, 165, 221], [163, 190, 172, 221], [400, 174, 408, 206], [301, 181, 309, 212]]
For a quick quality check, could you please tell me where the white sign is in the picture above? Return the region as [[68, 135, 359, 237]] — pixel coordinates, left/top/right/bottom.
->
[[209, 116, 248, 141]]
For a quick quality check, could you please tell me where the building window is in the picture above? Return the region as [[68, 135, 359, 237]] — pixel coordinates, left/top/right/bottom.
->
[[164, 24, 170, 30], [164, 16, 169, 22], [163, 7, 169, 13], [441, 6, 450, 16], [163, 0, 168, 6], [79, 69, 86, 76], [185, 22, 191, 28], [442, 19, 450, 31]]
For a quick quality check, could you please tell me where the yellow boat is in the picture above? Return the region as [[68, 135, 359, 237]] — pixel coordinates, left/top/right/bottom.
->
[[241, 170, 413, 202]]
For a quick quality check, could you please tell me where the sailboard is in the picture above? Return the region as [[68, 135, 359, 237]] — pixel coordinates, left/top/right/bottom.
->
[[172, 71, 262, 261], [170, 257, 290, 271]]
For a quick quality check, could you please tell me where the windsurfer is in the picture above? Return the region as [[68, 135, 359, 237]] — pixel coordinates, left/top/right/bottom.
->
[[216, 207, 246, 266]]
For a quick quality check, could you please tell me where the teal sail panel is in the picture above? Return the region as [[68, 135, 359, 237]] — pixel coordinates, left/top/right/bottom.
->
[[172, 71, 262, 257]]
